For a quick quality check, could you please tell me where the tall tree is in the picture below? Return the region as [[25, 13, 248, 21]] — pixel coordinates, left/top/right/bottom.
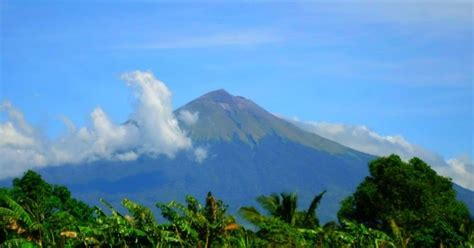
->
[[338, 155, 472, 247], [2, 170, 94, 247], [11, 170, 93, 224]]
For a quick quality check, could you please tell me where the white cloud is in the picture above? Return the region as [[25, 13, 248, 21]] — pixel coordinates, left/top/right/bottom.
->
[[442, 156, 474, 190], [122, 71, 192, 157], [0, 122, 35, 146], [0, 103, 49, 178], [178, 110, 199, 126], [116, 151, 139, 162], [194, 147, 208, 164], [0, 147, 48, 179], [49, 107, 140, 164], [0, 71, 206, 179], [1, 101, 34, 135], [289, 119, 474, 190]]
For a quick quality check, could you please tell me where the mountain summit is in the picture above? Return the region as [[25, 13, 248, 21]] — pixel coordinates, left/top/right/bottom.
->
[[197, 89, 241, 103], [178, 89, 354, 155]]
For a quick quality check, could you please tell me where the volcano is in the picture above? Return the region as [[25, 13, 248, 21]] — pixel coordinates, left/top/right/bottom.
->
[[2, 89, 472, 221]]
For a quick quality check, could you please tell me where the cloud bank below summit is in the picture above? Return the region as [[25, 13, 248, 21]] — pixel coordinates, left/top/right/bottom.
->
[[289, 119, 474, 190], [0, 71, 204, 179]]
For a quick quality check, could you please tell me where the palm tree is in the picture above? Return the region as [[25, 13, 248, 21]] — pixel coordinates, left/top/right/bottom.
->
[[301, 191, 326, 228], [255, 193, 297, 225], [240, 191, 326, 229], [239, 192, 326, 247]]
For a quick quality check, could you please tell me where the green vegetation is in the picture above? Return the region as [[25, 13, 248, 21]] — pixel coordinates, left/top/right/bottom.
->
[[1, 155, 473, 247], [338, 155, 473, 247]]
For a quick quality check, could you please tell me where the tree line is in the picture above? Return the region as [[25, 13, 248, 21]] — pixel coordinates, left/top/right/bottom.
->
[[1, 155, 473, 247]]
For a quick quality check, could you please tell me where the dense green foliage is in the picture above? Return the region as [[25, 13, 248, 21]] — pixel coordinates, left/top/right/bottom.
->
[[1, 155, 473, 247], [0, 170, 94, 247], [338, 155, 473, 247]]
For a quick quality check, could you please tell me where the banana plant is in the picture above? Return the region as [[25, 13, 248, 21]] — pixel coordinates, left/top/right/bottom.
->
[[0, 194, 43, 247], [75, 198, 152, 247], [338, 219, 395, 248], [156, 192, 239, 248]]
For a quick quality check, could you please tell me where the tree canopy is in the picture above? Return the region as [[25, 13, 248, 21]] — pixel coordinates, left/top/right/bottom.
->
[[338, 154, 472, 247]]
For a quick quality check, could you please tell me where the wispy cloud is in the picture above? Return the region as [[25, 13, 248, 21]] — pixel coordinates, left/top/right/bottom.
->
[[297, 55, 472, 89], [441, 155, 474, 190], [117, 30, 282, 50], [194, 146, 208, 164], [364, 1, 472, 26], [300, 1, 472, 27], [289, 118, 474, 190], [0, 71, 206, 179], [178, 110, 199, 126]]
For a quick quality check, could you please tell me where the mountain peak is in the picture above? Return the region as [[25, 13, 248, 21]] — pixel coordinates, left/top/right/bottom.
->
[[176, 90, 352, 154], [204, 89, 232, 97], [199, 89, 237, 103], [196, 89, 255, 111]]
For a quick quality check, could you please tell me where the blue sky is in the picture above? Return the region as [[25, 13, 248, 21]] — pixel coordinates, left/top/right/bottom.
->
[[1, 0, 472, 160]]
